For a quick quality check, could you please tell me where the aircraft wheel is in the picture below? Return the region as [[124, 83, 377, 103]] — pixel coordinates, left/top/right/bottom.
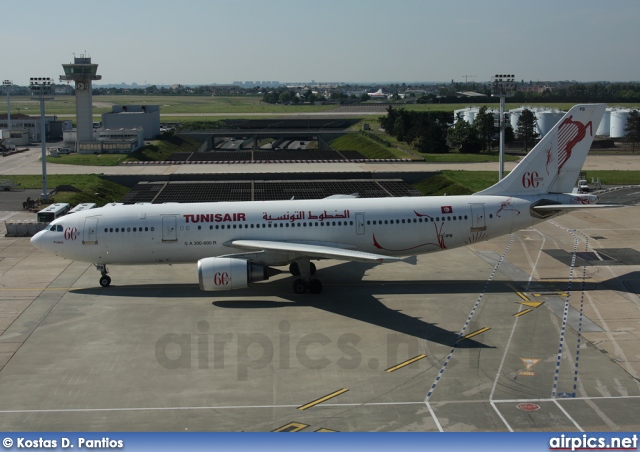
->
[[99, 275, 112, 287], [308, 279, 322, 294], [292, 279, 307, 294]]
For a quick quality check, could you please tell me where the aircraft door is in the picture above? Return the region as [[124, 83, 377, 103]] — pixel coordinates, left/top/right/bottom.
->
[[469, 204, 486, 232], [356, 213, 365, 235], [83, 217, 98, 244], [162, 215, 178, 242]]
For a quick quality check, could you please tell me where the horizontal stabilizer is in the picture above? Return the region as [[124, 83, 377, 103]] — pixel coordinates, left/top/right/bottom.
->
[[532, 204, 625, 212], [324, 193, 360, 199]]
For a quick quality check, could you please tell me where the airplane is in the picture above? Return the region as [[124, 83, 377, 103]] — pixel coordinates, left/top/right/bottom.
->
[[367, 88, 387, 99], [31, 104, 619, 295]]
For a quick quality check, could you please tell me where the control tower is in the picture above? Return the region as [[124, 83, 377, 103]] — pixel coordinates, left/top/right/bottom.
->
[[60, 55, 101, 142]]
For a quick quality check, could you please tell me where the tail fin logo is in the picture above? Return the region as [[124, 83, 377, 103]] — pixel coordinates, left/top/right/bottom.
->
[[557, 115, 593, 175]]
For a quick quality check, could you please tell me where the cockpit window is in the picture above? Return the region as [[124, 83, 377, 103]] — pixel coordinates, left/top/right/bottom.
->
[[50, 225, 56, 231], [56, 225, 63, 232]]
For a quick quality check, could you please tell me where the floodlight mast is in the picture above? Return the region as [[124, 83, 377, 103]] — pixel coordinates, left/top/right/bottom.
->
[[491, 74, 516, 180], [2, 80, 12, 133], [30, 77, 54, 203]]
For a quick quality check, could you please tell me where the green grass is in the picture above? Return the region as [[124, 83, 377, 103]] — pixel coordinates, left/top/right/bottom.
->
[[45, 134, 202, 166], [7, 175, 130, 206], [4, 96, 636, 119], [581, 170, 640, 185], [0, 95, 338, 117], [46, 153, 128, 166], [330, 133, 399, 159], [420, 151, 519, 163], [413, 170, 640, 196], [412, 171, 500, 196]]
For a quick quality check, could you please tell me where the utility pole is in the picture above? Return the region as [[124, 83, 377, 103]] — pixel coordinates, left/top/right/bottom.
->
[[491, 74, 516, 180], [30, 77, 54, 202]]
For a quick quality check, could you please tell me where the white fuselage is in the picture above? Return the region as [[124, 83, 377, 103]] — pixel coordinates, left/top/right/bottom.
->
[[31, 193, 572, 267]]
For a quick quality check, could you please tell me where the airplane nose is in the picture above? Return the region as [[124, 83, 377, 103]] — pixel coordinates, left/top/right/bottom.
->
[[30, 229, 46, 250]]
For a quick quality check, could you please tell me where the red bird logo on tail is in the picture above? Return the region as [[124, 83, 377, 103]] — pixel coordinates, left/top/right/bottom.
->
[[556, 115, 592, 175]]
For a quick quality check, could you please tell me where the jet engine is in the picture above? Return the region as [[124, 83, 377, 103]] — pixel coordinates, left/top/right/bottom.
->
[[198, 257, 271, 291]]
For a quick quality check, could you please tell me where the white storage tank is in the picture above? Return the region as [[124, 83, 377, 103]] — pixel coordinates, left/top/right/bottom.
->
[[463, 109, 477, 124], [536, 110, 565, 136], [596, 109, 612, 136], [509, 107, 526, 130], [610, 109, 630, 138], [453, 109, 467, 124]]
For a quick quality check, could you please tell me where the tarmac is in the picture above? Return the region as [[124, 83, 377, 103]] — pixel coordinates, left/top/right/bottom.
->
[[0, 187, 639, 431]]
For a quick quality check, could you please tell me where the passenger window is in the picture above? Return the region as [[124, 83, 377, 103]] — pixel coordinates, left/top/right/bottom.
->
[[151, 227, 154, 231]]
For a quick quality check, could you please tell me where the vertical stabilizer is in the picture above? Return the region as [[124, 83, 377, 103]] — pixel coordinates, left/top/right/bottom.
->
[[475, 104, 606, 196]]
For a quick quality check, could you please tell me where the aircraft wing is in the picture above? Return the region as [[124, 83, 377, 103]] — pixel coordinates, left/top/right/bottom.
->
[[228, 240, 400, 263]]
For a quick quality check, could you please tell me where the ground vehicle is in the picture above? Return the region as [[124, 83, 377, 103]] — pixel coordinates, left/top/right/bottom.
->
[[36, 203, 71, 223], [578, 179, 589, 192]]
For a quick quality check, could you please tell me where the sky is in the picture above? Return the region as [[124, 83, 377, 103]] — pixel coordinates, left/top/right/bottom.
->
[[4, 0, 640, 86]]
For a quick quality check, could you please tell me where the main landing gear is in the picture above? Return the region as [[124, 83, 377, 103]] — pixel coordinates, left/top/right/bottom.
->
[[289, 259, 322, 294], [96, 264, 111, 287]]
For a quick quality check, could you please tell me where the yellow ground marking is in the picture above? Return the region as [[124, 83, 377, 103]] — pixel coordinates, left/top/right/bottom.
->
[[298, 388, 349, 411], [272, 422, 309, 432], [513, 308, 533, 317], [519, 301, 545, 308], [385, 354, 427, 373], [456, 327, 491, 343]]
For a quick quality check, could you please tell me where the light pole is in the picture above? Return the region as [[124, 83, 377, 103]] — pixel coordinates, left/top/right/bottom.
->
[[491, 74, 516, 180], [30, 77, 54, 203], [2, 80, 12, 134]]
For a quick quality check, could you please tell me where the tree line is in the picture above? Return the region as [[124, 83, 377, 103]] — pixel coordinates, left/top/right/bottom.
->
[[380, 106, 550, 154], [381, 106, 640, 154]]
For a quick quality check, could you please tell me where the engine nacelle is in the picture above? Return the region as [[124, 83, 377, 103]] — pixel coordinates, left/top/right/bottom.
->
[[198, 257, 269, 291]]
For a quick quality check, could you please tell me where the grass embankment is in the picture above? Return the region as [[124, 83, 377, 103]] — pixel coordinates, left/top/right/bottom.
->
[[45, 134, 201, 166], [330, 133, 403, 159], [9, 175, 130, 206], [412, 171, 499, 196]]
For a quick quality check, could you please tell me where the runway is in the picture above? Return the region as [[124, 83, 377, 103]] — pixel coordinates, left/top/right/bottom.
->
[[0, 205, 639, 431]]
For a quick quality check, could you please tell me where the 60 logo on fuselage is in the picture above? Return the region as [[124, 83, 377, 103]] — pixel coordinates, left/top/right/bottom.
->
[[213, 272, 229, 286], [64, 227, 78, 240], [522, 171, 541, 188]]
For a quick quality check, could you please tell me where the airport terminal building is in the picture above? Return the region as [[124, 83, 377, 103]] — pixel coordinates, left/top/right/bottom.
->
[[101, 105, 160, 140]]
